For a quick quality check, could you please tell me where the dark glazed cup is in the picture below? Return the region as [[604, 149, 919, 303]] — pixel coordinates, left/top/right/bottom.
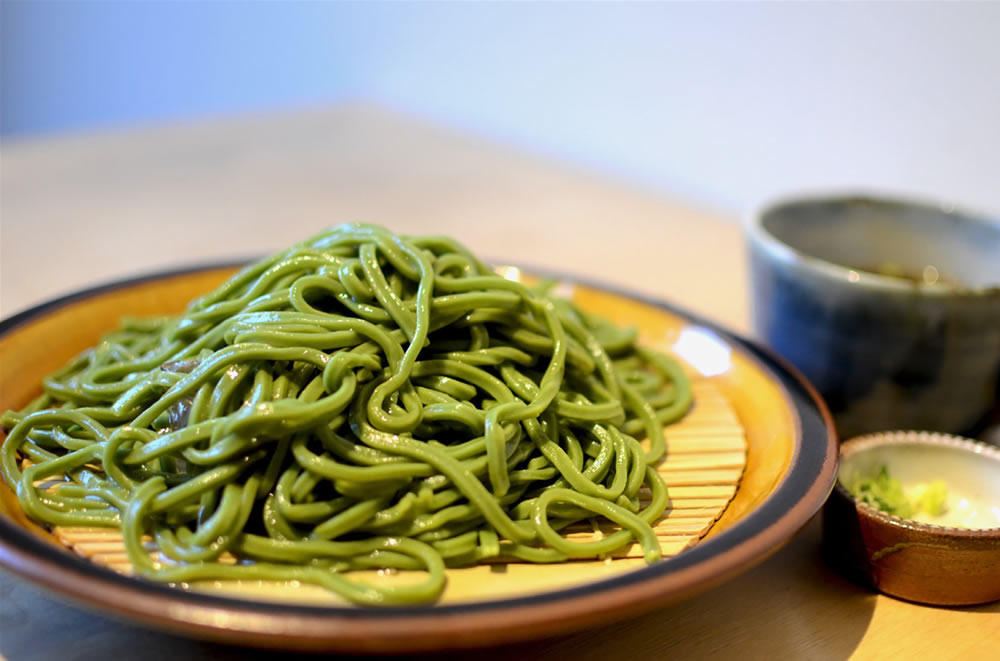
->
[[747, 194, 1000, 441]]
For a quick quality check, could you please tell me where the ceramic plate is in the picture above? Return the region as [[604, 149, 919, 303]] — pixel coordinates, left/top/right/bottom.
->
[[0, 264, 837, 652]]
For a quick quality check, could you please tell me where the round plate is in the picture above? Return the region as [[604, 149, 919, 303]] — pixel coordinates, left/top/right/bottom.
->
[[0, 264, 837, 653]]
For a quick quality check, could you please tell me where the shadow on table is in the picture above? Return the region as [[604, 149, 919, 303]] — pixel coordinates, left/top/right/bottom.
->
[[3, 517, 991, 661]]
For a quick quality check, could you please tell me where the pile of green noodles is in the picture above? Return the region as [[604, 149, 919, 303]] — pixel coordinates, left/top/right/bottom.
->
[[0, 224, 692, 605]]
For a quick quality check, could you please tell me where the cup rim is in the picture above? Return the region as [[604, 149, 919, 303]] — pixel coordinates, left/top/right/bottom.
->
[[745, 189, 1000, 297]]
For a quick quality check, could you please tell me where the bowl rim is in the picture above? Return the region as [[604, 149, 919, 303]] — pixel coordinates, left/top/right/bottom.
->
[[745, 190, 1000, 297], [836, 430, 1000, 536]]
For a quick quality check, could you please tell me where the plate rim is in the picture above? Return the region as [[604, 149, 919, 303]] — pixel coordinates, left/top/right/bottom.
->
[[0, 261, 838, 652]]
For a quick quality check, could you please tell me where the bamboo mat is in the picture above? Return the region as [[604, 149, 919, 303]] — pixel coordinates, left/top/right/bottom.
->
[[52, 378, 746, 573]]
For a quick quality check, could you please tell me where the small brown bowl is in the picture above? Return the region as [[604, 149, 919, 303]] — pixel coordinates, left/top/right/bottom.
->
[[822, 431, 1000, 606]]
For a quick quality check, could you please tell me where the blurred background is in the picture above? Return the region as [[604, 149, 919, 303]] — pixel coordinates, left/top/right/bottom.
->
[[3, 0, 1000, 325], [4, 0, 1000, 216]]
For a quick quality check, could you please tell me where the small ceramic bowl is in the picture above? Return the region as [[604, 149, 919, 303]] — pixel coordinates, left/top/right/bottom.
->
[[747, 193, 1000, 440], [822, 431, 1000, 605]]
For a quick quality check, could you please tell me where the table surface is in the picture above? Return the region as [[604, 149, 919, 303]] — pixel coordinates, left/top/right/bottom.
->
[[1, 104, 997, 660]]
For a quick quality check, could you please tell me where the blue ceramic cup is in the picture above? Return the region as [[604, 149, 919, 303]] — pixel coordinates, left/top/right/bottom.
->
[[748, 194, 1000, 441]]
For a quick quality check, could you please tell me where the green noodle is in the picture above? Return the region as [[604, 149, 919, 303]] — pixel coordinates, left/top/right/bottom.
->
[[0, 224, 692, 605]]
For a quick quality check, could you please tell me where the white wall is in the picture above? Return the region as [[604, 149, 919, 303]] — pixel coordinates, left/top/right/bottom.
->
[[3, 1, 999, 216]]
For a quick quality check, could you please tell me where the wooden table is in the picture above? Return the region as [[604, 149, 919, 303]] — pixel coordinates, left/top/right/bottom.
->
[[1, 105, 996, 660]]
